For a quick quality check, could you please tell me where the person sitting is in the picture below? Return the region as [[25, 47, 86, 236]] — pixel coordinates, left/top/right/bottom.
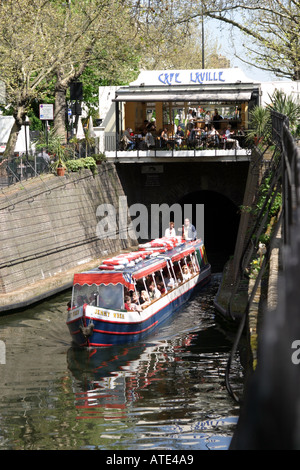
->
[[129, 292, 142, 312], [131, 292, 139, 304], [148, 282, 161, 300], [160, 128, 168, 148], [208, 125, 220, 146], [156, 281, 166, 295], [124, 295, 133, 311], [140, 290, 151, 308], [76, 295, 85, 307], [182, 265, 191, 281], [89, 292, 98, 306], [175, 125, 184, 147], [145, 131, 155, 149], [224, 125, 241, 150], [121, 128, 135, 150], [166, 277, 175, 290]]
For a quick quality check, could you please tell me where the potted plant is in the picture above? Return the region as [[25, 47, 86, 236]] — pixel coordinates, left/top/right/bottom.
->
[[53, 143, 67, 176], [91, 152, 107, 165]]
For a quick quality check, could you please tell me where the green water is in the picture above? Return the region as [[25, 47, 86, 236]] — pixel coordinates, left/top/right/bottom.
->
[[0, 275, 241, 450]]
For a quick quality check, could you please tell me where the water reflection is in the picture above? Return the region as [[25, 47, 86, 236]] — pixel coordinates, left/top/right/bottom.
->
[[0, 275, 240, 450]]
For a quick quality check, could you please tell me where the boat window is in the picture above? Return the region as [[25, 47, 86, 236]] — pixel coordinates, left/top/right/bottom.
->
[[98, 284, 124, 310], [72, 283, 124, 310], [72, 284, 98, 307]]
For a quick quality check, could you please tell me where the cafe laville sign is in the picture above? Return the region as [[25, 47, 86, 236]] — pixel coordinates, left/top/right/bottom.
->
[[130, 68, 252, 87]]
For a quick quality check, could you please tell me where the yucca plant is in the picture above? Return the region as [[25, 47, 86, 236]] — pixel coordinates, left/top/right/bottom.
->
[[247, 106, 272, 147], [266, 90, 300, 136]]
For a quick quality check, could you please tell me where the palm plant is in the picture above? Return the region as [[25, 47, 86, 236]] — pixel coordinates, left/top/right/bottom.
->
[[247, 106, 272, 147], [266, 90, 300, 136]]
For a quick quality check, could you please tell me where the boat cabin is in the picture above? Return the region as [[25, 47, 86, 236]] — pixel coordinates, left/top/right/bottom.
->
[[71, 239, 208, 312]]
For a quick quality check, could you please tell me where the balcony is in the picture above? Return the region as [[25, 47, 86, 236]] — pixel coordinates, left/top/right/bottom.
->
[[103, 133, 252, 163]]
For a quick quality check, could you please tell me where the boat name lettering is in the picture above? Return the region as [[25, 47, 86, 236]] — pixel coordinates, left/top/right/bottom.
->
[[68, 308, 80, 319], [113, 312, 125, 319], [95, 308, 110, 318], [94, 309, 125, 320]]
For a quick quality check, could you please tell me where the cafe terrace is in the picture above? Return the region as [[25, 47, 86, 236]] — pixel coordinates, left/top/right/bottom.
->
[[97, 67, 292, 161]]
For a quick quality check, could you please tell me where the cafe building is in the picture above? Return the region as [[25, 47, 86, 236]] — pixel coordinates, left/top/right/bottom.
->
[[98, 67, 283, 156]]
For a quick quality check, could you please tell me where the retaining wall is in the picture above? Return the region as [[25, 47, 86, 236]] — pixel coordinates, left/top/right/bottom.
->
[[0, 163, 137, 312]]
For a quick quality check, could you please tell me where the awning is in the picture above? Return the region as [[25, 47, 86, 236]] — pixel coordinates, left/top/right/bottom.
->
[[171, 247, 195, 262], [73, 272, 134, 290], [132, 259, 167, 280], [114, 91, 253, 103]]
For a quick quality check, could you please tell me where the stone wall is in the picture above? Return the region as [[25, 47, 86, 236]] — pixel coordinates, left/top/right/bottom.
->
[[0, 163, 137, 311]]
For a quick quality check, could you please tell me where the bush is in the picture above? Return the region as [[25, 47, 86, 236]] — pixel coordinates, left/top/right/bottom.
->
[[65, 156, 97, 175]]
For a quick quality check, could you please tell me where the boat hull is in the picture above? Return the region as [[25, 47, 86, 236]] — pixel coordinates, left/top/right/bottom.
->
[[67, 265, 211, 347]]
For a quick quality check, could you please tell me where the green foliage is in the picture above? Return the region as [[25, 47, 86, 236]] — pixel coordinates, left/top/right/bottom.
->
[[90, 153, 107, 162], [247, 106, 272, 146], [255, 173, 282, 219], [266, 90, 300, 136], [65, 156, 97, 175]]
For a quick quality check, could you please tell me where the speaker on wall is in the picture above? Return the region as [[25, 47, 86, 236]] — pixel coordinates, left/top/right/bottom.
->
[[70, 82, 83, 101]]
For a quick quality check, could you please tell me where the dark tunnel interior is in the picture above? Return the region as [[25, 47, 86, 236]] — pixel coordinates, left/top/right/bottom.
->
[[178, 190, 240, 272]]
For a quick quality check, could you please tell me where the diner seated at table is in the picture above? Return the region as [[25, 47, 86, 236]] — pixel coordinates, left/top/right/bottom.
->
[[145, 130, 155, 149], [121, 128, 136, 150], [224, 125, 241, 150], [160, 128, 169, 148], [175, 125, 185, 146], [187, 124, 196, 148], [208, 125, 220, 146], [201, 126, 209, 146]]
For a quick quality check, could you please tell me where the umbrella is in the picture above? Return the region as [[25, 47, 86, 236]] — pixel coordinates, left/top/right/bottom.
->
[[76, 116, 85, 140], [87, 116, 96, 138]]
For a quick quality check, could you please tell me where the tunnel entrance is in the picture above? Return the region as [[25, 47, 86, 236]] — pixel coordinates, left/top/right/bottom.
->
[[178, 191, 240, 272]]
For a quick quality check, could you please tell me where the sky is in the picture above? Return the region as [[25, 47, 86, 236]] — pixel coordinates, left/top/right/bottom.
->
[[206, 17, 288, 84]]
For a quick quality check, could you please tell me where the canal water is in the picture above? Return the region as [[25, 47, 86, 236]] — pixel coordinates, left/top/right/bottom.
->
[[0, 274, 242, 451]]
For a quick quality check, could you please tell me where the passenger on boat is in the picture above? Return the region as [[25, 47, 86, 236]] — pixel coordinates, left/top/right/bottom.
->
[[124, 295, 134, 311], [182, 265, 191, 281], [166, 277, 175, 290], [148, 282, 161, 300], [157, 281, 166, 295], [89, 292, 98, 306], [76, 295, 85, 307], [165, 221, 176, 238], [140, 290, 151, 308], [183, 218, 197, 241], [131, 292, 139, 303]]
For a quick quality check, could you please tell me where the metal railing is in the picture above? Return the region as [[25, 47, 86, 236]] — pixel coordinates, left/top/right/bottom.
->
[[224, 111, 292, 403]]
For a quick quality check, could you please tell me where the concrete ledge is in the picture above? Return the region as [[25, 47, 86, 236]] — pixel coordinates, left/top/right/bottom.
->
[[0, 248, 137, 314]]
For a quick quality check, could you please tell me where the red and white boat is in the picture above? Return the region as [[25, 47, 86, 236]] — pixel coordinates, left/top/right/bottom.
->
[[66, 236, 211, 347]]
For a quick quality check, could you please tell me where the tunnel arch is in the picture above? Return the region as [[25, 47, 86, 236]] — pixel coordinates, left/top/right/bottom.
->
[[177, 190, 240, 272]]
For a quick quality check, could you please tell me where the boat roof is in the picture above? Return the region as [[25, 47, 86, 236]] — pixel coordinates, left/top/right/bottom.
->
[[73, 237, 204, 289]]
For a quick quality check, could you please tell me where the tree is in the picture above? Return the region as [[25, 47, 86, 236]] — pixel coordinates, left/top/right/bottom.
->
[[51, 0, 139, 138], [0, 0, 62, 157], [0, 0, 140, 157], [152, 0, 300, 80]]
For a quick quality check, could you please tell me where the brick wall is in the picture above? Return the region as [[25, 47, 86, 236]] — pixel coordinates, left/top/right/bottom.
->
[[0, 163, 137, 308]]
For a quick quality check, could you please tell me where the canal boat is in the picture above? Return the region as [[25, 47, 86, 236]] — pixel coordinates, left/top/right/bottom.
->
[[66, 236, 211, 347]]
